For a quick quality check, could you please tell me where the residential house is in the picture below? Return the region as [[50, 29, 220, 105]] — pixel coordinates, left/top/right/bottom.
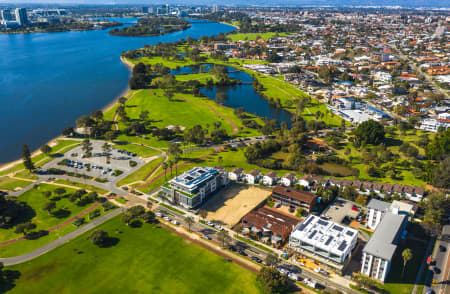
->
[[245, 169, 261, 185], [228, 168, 244, 182], [281, 173, 297, 187], [272, 186, 318, 212], [242, 207, 300, 244], [262, 172, 278, 186]]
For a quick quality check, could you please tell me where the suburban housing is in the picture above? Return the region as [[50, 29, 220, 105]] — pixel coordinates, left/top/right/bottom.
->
[[272, 186, 318, 212], [161, 167, 228, 209], [242, 207, 300, 244]]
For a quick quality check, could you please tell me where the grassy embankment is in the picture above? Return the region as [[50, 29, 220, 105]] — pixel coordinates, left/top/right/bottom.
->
[[0, 183, 109, 257], [4, 215, 261, 294]]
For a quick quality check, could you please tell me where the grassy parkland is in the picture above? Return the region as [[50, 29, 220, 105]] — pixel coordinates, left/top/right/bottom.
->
[[4, 215, 261, 294]]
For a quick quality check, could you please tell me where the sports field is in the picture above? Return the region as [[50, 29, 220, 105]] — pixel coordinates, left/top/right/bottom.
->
[[4, 216, 261, 294]]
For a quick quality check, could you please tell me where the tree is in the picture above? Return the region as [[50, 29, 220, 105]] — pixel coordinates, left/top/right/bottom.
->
[[354, 120, 385, 145], [142, 211, 156, 223], [91, 110, 103, 121], [62, 126, 74, 136], [146, 201, 153, 210], [14, 222, 36, 235], [421, 193, 450, 225], [162, 161, 168, 181], [217, 230, 229, 248], [342, 186, 358, 201], [421, 219, 442, 237], [22, 144, 35, 172], [54, 188, 66, 196], [87, 230, 109, 247], [40, 144, 52, 155], [198, 209, 208, 220], [43, 202, 56, 215], [185, 216, 194, 232], [81, 139, 93, 158], [401, 248, 413, 278], [118, 97, 127, 105], [355, 194, 368, 206], [265, 253, 280, 268], [256, 267, 289, 294], [104, 131, 115, 142]]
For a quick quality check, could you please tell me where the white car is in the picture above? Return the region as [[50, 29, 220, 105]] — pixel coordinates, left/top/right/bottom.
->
[[201, 234, 211, 240], [277, 267, 288, 275], [303, 278, 317, 289], [163, 216, 171, 221], [171, 220, 179, 225], [155, 212, 163, 217], [215, 225, 224, 231], [288, 273, 298, 281], [206, 221, 214, 226]]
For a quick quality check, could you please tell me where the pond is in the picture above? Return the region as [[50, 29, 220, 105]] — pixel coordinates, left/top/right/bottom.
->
[[171, 64, 293, 125]]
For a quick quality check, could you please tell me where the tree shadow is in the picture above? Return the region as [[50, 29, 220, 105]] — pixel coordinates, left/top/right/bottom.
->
[[384, 137, 404, 147], [51, 208, 71, 219], [0, 270, 21, 294], [129, 219, 143, 228], [100, 237, 120, 248]]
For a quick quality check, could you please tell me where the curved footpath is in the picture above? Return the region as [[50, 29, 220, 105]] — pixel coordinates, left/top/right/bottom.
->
[[0, 208, 122, 266]]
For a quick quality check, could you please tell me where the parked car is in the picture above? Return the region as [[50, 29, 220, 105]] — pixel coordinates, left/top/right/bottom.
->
[[352, 206, 359, 212], [238, 250, 247, 256], [206, 221, 214, 226], [171, 220, 179, 225], [251, 256, 262, 263], [155, 212, 163, 217], [201, 234, 211, 240], [288, 273, 299, 281], [439, 245, 446, 252]]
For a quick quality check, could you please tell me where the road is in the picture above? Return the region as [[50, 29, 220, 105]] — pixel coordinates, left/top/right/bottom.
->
[[0, 208, 122, 266], [423, 225, 450, 294], [392, 45, 449, 99], [155, 200, 359, 294]]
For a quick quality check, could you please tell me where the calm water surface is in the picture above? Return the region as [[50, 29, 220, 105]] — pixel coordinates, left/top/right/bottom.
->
[[0, 19, 234, 163]]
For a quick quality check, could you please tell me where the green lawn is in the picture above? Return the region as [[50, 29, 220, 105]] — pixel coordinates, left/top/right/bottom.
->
[[0, 140, 80, 176], [0, 177, 32, 191], [0, 184, 94, 244], [104, 89, 261, 138], [116, 157, 165, 187], [227, 32, 292, 41], [52, 179, 109, 195], [382, 236, 429, 294], [5, 216, 261, 294], [112, 143, 161, 158]]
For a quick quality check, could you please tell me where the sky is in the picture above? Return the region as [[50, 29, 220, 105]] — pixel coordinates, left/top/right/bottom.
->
[[0, 0, 449, 7]]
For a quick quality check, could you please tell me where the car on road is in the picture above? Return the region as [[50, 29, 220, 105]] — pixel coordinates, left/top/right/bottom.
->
[[163, 216, 171, 221], [171, 220, 179, 225], [206, 221, 214, 226], [351, 206, 359, 212], [314, 267, 329, 276], [228, 245, 237, 252], [288, 273, 299, 281], [303, 278, 317, 289], [439, 245, 446, 252], [238, 250, 247, 256], [277, 267, 288, 275], [251, 256, 262, 263], [201, 234, 211, 240], [155, 212, 163, 217], [425, 289, 435, 294], [215, 225, 224, 231], [433, 266, 441, 274]]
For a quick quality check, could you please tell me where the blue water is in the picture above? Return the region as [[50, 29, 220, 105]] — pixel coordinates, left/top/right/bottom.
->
[[172, 64, 293, 125], [0, 18, 235, 163]]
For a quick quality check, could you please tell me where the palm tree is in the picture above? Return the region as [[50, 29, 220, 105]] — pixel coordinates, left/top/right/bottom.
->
[[162, 162, 168, 181], [217, 231, 229, 248], [168, 160, 173, 177], [402, 248, 413, 278], [185, 216, 194, 232]]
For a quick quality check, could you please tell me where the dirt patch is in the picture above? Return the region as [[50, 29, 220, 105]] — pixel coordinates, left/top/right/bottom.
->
[[204, 184, 271, 228], [23, 262, 60, 282]]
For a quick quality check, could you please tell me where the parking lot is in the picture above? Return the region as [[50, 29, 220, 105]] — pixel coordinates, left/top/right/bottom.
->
[[42, 141, 145, 183], [322, 198, 360, 225]]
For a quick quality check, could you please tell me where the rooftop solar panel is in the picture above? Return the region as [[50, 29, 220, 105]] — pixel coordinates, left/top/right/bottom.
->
[[325, 236, 334, 246], [333, 225, 343, 232], [338, 241, 347, 251]]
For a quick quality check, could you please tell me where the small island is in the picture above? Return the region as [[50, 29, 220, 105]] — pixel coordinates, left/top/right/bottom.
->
[[109, 16, 190, 37]]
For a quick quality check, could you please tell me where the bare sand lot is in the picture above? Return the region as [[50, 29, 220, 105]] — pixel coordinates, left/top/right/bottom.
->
[[205, 184, 271, 227]]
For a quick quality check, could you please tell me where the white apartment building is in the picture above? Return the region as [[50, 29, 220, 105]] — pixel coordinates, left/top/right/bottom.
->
[[366, 199, 391, 230], [289, 215, 358, 264], [374, 71, 392, 83], [361, 212, 408, 282]]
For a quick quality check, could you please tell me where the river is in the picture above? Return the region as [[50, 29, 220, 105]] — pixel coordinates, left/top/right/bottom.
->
[[0, 18, 235, 164]]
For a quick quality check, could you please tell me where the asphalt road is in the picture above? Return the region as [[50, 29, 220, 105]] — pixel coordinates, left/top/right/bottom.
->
[[423, 225, 450, 294], [156, 205, 359, 294]]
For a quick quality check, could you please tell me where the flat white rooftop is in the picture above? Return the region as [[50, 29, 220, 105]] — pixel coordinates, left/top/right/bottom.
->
[[169, 167, 218, 191], [290, 215, 358, 257]]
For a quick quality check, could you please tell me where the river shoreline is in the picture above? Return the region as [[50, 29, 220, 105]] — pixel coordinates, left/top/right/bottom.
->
[[0, 56, 136, 172]]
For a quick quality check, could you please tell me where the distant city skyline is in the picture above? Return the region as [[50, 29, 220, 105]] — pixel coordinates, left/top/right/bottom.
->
[[0, 0, 449, 8]]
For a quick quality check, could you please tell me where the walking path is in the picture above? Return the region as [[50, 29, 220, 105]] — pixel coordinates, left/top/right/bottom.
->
[[0, 202, 101, 248], [0, 208, 122, 266], [412, 237, 436, 294]]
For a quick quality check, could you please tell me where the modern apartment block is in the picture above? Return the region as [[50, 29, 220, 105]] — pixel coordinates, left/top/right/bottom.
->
[[161, 167, 228, 209], [361, 212, 408, 282], [15, 8, 28, 26], [289, 215, 358, 264], [366, 199, 391, 230]]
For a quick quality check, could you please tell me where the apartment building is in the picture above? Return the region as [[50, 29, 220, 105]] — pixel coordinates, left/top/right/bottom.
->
[[272, 186, 318, 212]]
